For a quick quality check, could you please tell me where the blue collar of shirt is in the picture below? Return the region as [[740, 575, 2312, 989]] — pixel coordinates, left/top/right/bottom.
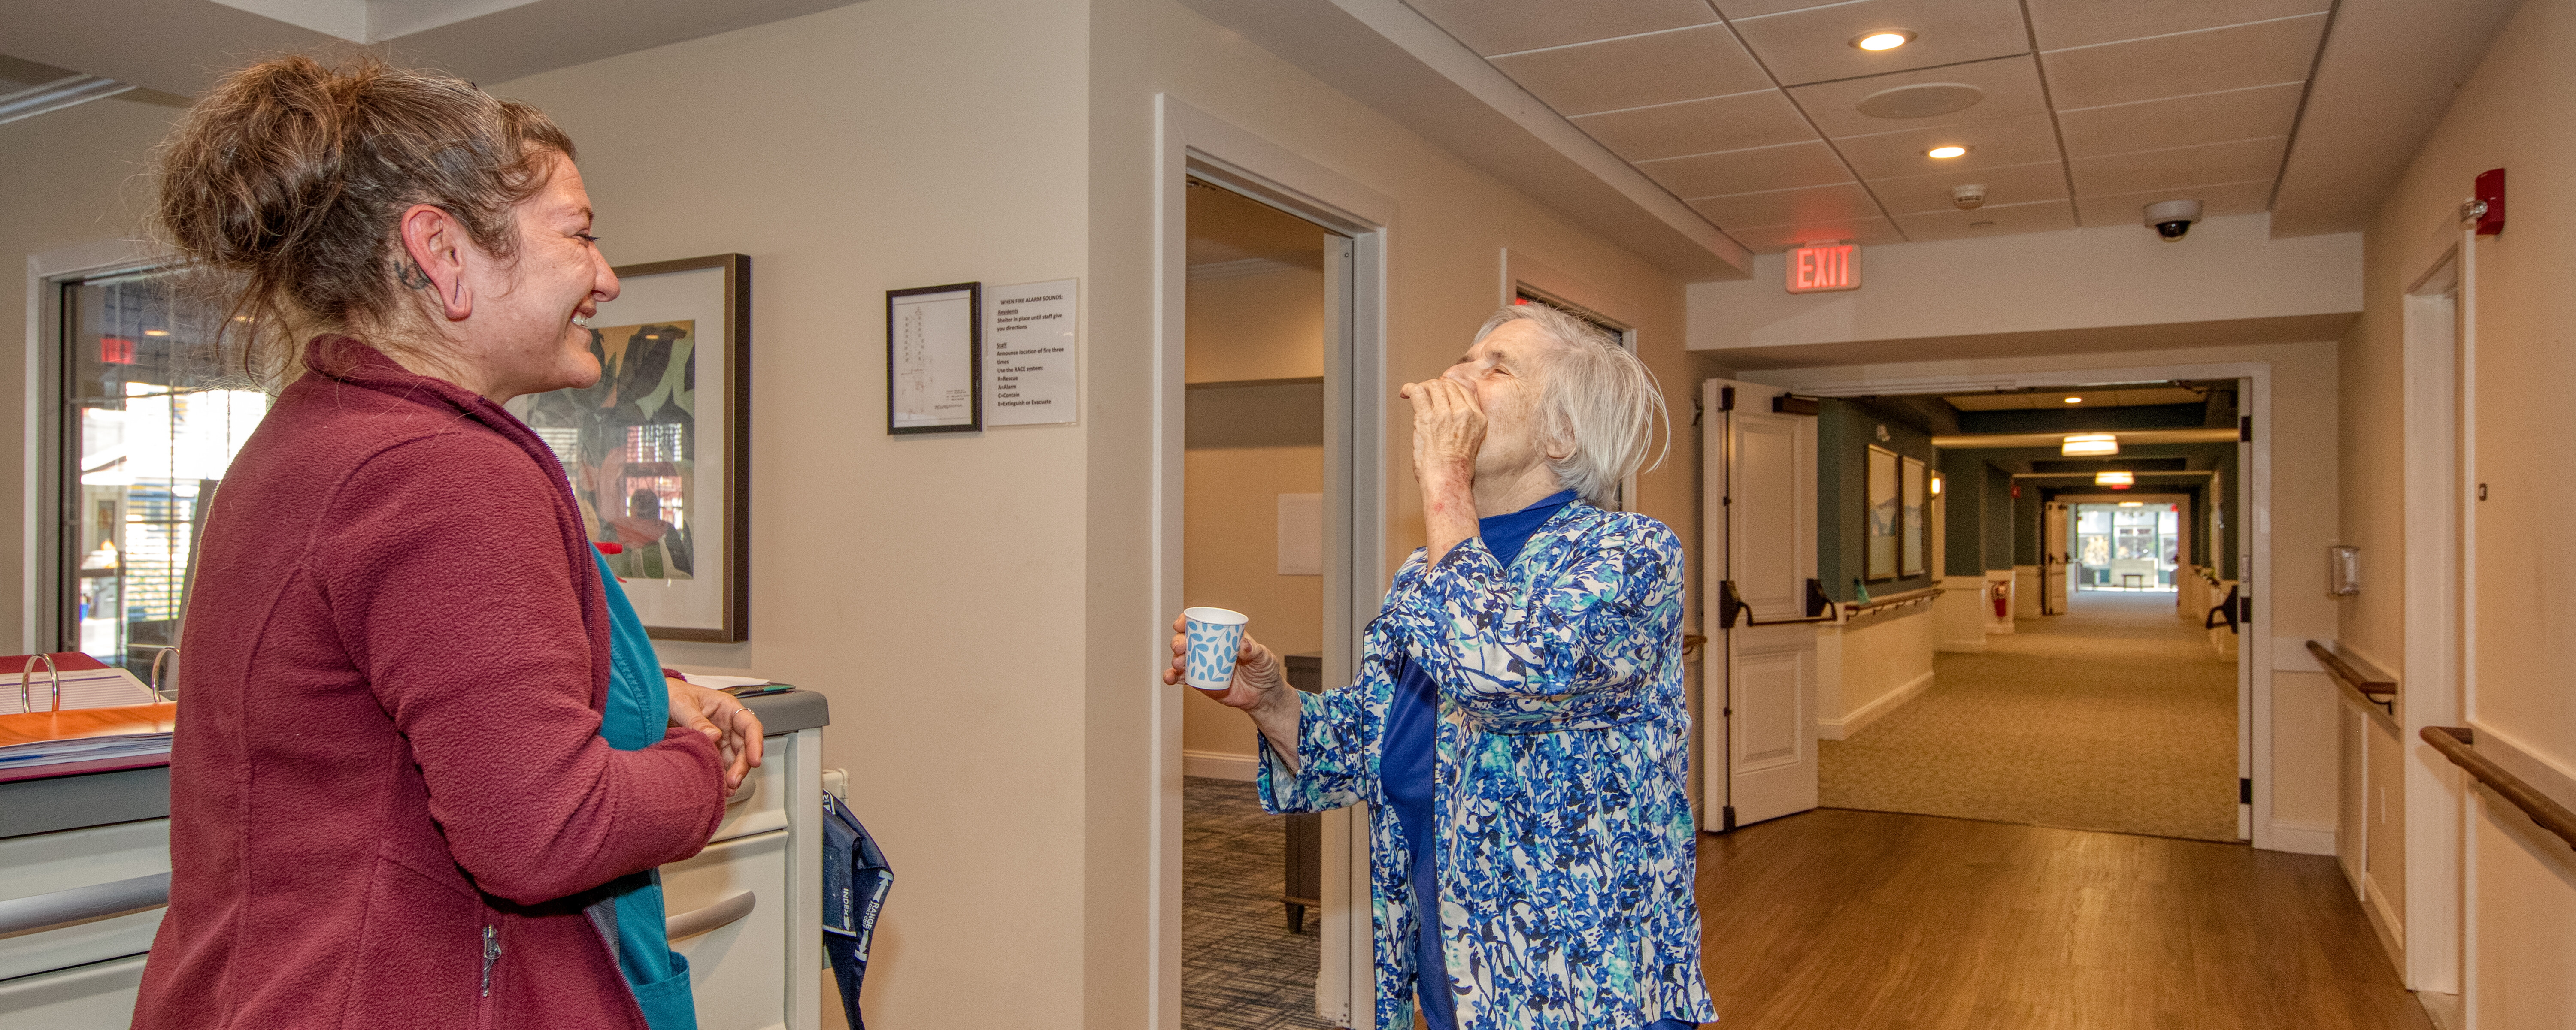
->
[[1478, 489, 1580, 568]]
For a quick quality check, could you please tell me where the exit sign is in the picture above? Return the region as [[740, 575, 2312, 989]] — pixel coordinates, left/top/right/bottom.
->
[[1786, 243, 1860, 293]]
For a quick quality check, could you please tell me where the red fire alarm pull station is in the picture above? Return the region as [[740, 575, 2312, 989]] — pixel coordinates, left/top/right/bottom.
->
[[1786, 242, 1860, 293], [2470, 168, 2505, 235]]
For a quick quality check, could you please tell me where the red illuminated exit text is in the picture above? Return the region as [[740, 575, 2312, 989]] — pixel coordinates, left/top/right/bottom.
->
[[1786, 243, 1860, 293]]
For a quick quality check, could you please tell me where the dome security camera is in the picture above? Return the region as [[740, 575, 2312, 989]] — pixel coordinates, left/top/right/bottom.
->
[[1952, 184, 1986, 210], [2144, 199, 2203, 241]]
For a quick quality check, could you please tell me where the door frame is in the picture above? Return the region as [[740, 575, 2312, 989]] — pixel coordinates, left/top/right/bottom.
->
[[24, 238, 161, 654], [2398, 242, 2467, 1001], [1153, 94, 1391, 1029], [1757, 359, 2276, 849], [2050, 492, 2194, 596]]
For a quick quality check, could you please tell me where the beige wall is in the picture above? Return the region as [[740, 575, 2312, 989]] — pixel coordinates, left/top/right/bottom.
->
[[0, 93, 188, 652], [1187, 269, 1325, 383], [491, 3, 1097, 1024], [2342, 0, 2576, 1013], [1819, 606, 1935, 737], [1182, 381, 1324, 762]]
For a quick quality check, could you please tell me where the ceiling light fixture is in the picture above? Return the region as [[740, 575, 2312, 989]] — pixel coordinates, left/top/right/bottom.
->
[[2096, 471, 2134, 487], [2119, 501, 2144, 507], [2063, 433, 2119, 456], [1853, 30, 1913, 51], [142, 329, 170, 337], [1927, 145, 1968, 159], [2063, 396, 2083, 404]]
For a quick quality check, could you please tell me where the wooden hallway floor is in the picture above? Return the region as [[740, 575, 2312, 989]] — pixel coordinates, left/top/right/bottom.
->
[[1694, 810, 2428, 1030]]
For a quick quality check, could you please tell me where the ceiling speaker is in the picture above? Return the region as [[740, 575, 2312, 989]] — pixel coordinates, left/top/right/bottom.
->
[[1855, 83, 1985, 120]]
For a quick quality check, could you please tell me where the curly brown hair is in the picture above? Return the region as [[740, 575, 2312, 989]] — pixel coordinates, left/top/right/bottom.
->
[[153, 54, 573, 381]]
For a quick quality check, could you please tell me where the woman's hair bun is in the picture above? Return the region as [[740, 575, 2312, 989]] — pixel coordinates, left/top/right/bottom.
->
[[153, 54, 573, 381]]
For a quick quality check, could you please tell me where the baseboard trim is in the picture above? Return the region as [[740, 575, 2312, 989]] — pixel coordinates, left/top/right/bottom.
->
[[2360, 873, 2406, 976], [1183, 749, 1258, 782], [1817, 669, 1934, 741], [2266, 819, 2337, 856]]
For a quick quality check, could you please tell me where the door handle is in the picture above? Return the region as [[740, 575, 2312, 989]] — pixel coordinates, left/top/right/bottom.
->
[[1718, 579, 1837, 628], [666, 889, 756, 940]]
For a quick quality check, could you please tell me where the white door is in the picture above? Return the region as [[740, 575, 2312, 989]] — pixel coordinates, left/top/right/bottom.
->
[[2043, 502, 2070, 613], [1702, 379, 1822, 831]]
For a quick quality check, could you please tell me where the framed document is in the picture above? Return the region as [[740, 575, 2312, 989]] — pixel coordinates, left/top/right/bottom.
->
[[1901, 455, 1927, 577], [887, 282, 982, 434], [1866, 445, 1899, 581], [512, 253, 752, 642]]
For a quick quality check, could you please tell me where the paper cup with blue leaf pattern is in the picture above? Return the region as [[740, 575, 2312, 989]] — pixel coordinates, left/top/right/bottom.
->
[[1181, 607, 1250, 692]]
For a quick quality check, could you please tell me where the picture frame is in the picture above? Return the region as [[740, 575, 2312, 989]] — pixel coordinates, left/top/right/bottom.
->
[[886, 282, 982, 434], [1867, 445, 1899, 581], [511, 253, 752, 642], [1901, 455, 1927, 577]]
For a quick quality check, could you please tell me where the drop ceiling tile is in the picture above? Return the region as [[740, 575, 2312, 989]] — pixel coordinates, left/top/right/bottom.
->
[[1789, 55, 2047, 139], [1572, 91, 1818, 163], [1489, 24, 1774, 116], [1726, 217, 1907, 253], [1403, 0, 1721, 57], [1687, 182, 1882, 229], [1711, 0, 1842, 17], [1832, 112, 2061, 180], [1637, 140, 1853, 198], [2055, 82, 2305, 159], [1866, 159, 2067, 215], [2070, 136, 2285, 197], [1893, 199, 2077, 242], [1729, 0, 2031, 86], [2073, 179, 2273, 227], [2041, 14, 2327, 110], [2024, 0, 2331, 51]]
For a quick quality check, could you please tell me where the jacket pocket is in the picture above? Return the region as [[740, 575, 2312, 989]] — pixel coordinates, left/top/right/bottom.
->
[[345, 855, 484, 1030]]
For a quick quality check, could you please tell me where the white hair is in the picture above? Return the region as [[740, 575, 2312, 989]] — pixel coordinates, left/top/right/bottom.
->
[[1473, 303, 1669, 507]]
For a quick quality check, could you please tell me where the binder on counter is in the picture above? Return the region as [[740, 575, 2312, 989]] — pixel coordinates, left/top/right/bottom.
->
[[0, 652, 175, 783]]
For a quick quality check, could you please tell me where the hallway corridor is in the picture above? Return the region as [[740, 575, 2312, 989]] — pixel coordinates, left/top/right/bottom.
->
[[1821, 592, 2239, 841]]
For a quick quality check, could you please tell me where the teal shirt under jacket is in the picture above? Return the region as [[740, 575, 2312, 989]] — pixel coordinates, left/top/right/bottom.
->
[[1256, 502, 1718, 1030]]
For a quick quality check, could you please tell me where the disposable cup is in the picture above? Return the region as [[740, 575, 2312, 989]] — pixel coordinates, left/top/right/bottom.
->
[[1181, 607, 1250, 692]]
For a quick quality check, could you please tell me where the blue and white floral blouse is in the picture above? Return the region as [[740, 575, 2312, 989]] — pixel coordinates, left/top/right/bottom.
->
[[1257, 501, 1718, 1030]]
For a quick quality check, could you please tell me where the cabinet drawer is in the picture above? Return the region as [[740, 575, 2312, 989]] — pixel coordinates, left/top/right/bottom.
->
[[0, 953, 148, 1030], [663, 828, 787, 1030], [0, 820, 168, 981], [709, 747, 789, 845]]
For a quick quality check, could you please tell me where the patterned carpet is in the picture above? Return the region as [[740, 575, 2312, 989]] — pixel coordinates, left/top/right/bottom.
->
[[1819, 592, 2241, 842], [1185, 777, 1332, 1030]]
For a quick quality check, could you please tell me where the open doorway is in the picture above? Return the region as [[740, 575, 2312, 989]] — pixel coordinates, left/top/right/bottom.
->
[[1176, 177, 1352, 1029], [1792, 381, 2252, 843]]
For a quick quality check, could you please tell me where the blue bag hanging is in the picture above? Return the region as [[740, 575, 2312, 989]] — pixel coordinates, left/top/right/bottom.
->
[[593, 549, 700, 1030], [821, 790, 893, 1029]]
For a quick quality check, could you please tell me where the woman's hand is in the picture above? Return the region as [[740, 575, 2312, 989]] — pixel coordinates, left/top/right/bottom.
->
[[1163, 615, 1303, 765], [1400, 376, 1483, 563], [666, 678, 765, 794]]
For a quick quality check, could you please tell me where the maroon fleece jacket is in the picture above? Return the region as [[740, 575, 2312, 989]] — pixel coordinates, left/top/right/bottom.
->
[[133, 337, 727, 1030]]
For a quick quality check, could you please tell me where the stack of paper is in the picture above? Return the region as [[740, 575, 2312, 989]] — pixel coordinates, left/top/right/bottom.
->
[[0, 731, 172, 771], [0, 667, 160, 715]]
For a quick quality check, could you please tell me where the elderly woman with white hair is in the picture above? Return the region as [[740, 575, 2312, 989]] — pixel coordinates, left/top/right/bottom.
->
[[1167, 304, 1716, 1029]]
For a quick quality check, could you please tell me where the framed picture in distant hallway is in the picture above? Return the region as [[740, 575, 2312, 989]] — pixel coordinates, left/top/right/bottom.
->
[[1867, 445, 1899, 581], [509, 253, 752, 642], [1901, 455, 1927, 577]]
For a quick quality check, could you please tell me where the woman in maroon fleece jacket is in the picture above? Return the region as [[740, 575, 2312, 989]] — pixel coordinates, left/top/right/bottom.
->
[[132, 57, 762, 1029]]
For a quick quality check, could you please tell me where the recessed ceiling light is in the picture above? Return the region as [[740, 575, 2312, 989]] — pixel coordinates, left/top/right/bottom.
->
[[2063, 396, 2083, 404], [142, 329, 169, 337], [2064, 434, 2119, 457], [1927, 145, 1968, 159], [2096, 471, 2134, 487], [1853, 30, 1913, 51]]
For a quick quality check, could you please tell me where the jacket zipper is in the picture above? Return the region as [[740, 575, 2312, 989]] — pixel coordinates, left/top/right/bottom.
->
[[480, 924, 500, 997]]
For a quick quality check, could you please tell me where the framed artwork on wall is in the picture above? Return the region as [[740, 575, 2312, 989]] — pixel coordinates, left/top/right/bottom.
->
[[887, 282, 982, 434], [1867, 445, 1899, 581], [1901, 455, 1927, 577], [510, 253, 752, 642]]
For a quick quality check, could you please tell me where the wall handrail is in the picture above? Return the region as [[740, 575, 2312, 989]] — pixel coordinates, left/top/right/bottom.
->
[[2422, 726, 2576, 853], [2306, 640, 2395, 701], [1843, 586, 1942, 616]]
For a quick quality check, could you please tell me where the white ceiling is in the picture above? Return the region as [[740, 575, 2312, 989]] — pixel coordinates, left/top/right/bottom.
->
[[1403, 0, 2340, 253]]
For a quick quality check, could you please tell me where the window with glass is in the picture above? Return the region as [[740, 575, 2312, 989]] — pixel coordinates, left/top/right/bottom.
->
[[55, 269, 269, 671], [2073, 502, 2180, 592]]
